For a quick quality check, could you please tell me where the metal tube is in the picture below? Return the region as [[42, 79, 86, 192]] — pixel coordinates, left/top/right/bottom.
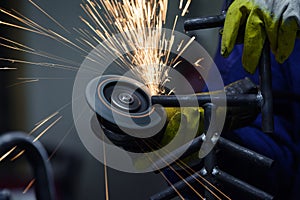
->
[[218, 137, 274, 168], [151, 94, 261, 107], [0, 132, 56, 200], [203, 104, 217, 200], [151, 135, 203, 171], [150, 167, 274, 200], [150, 170, 203, 200], [259, 41, 274, 133], [214, 169, 274, 200], [184, 13, 226, 31], [153, 135, 273, 171]]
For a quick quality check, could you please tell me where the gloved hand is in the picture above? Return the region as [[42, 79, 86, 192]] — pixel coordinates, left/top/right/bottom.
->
[[221, 0, 300, 73], [133, 107, 203, 170]]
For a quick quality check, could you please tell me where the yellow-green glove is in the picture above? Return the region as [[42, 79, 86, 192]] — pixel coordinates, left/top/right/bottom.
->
[[133, 107, 204, 170], [221, 0, 300, 73], [160, 107, 204, 147]]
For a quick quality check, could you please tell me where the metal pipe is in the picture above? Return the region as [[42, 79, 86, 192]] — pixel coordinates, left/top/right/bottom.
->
[[184, 13, 226, 31], [151, 94, 261, 107], [214, 169, 274, 200], [151, 135, 203, 172], [150, 167, 274, 200], [150, 170, 203, 200], [259, 41, 274, 133], [218, 137, 274, 168], [184, 0, 234, 32], [152, 135, 273, 171], [202, 104, 218, 199], [0, 132, 56, 200]]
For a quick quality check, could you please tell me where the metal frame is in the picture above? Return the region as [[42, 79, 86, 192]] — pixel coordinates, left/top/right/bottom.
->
[[150, 0, 275, 199]]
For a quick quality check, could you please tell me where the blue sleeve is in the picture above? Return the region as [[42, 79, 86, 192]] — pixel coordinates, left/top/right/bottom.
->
[[214, 38, 300, 199]]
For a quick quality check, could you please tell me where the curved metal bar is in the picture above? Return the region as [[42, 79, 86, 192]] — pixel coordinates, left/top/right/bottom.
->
[[0, 132, 56, 200]]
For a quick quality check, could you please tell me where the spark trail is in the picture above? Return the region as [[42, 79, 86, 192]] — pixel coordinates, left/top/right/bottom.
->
[[80, 0, 193, 94]]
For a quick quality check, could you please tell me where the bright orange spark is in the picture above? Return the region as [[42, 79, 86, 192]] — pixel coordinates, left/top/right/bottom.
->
[[181, 0, 192, 16], [30, 112, 59, 134], [10, 150, 26, 161], [33, 116, 62, 142], [23, 179, 35, 194], [0, 67, 17, 70], [0, 146, 17, 162]]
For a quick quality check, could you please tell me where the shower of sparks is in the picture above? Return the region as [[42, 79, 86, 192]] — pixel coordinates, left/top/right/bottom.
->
[[172, 36, 195, 65], [79, 0, 193, 94], [0, 0, 194, 94]]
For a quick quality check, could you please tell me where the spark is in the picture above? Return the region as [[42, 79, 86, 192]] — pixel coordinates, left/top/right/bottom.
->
[[28, 0, 70, 33], [23, 179, 35, 194], [33, 116, 62, 142], [18, 77, 75, 80], [177, 40, 184, 51], [0, 146, 17, 162], [48, 124, 74, 161], [140, 141, 206, 200], [172, 60, 182, 68], [0, 67, 17, 70], [30, 112, 59, 134], [42, 98, 83, 161], [158, 171, 185, 199], [11, 150, 26, 161], [103, 139, 110, 200], [179, 0, 184, 9], [194, 58, 204, 67], [0, 8, 88, 56], [0, 37, 81, 67], [0, 36, 34, 51], [6, 79, 39, 88], [0, 58, 80, 72], [143, 153, 185, 199], [181, 0, 192, 16], [172, 36, 196, 65]]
